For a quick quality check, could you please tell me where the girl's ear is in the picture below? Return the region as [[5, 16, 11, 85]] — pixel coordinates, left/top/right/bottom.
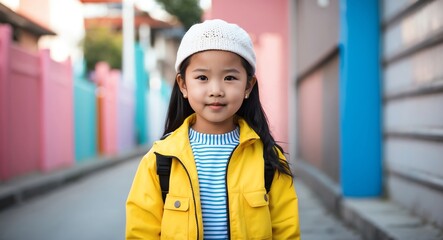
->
[[176, 74, 188, 98], [245, 75, 257, 96]]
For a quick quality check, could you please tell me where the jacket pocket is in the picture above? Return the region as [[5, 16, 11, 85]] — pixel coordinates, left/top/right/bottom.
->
[[161, 195, 190, 239], [243, 190, 272, 239]]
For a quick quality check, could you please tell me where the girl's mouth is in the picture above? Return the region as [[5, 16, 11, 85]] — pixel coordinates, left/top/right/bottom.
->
[[207, 102, 226, 110]]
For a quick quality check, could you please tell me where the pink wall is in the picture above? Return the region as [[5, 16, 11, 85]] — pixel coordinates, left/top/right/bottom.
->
[[1, 26, 41, 180], [40, 49, 74, 172], [209, 0, 290, 149], [0, 25, 74, 180]]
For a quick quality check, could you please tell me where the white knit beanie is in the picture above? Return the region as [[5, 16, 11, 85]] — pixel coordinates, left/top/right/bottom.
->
[[175, 19, 256, 73]]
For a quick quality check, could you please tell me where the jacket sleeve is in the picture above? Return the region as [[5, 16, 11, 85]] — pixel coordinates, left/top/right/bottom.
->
[[269, 154, 301, 240], [126, 150, 163, 239]]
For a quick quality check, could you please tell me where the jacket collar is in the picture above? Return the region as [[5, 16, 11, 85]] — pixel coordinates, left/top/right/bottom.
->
[[153, 113, 260, 161]]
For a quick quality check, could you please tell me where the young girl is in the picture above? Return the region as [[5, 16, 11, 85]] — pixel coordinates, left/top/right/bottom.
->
[[126, 19, 300, 239]]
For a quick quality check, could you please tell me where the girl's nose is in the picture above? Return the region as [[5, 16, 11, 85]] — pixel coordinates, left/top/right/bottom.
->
[[209, 80, 224, 97]]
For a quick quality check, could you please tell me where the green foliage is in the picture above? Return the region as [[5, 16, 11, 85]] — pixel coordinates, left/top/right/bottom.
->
[[155, 0, 203, 29], [82, 27, 123, 72]]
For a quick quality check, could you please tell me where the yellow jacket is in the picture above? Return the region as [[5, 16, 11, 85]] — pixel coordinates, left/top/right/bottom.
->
[[126, 115, 300, 239]]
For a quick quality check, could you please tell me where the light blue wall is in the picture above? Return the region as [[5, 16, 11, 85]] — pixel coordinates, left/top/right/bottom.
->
[[135, 43, 149, 144], [73, 60, 97, 161]]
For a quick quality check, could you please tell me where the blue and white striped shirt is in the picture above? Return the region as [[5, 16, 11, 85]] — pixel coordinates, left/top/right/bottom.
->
[[189, 127, 240, 240]]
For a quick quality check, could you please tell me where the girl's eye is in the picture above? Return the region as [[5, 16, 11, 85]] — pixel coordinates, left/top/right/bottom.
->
[[224, 76, 237, 81], [196, 75, 208, 81]]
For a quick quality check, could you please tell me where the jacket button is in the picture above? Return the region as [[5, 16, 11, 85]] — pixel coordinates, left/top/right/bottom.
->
[[264, 194, 268, 202], [174, 200, 181, 208]]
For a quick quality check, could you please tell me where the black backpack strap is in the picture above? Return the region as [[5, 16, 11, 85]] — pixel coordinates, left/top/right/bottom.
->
[[155, 153, 172, 202], [156, 152, 273, 200], [264, 160, 275, 193]]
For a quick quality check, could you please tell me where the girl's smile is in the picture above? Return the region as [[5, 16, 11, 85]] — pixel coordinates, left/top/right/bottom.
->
[[177, 50, 256, 134], [207, 102, 226, 111]]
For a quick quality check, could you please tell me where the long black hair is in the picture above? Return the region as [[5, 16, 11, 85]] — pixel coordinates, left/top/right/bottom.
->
[[163, 55, 293, 178]]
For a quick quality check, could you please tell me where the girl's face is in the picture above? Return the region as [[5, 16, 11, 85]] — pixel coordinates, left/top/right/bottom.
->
[[177, 50, 256, 134]]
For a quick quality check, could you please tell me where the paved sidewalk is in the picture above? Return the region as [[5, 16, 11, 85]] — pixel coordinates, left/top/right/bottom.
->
[[0, 144, 150, 211], [296, 179, 363, 240], [296, 160, 443, 240]]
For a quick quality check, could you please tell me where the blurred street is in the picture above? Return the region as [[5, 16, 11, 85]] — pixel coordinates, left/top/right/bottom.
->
[[0, 158, 139, 240]]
